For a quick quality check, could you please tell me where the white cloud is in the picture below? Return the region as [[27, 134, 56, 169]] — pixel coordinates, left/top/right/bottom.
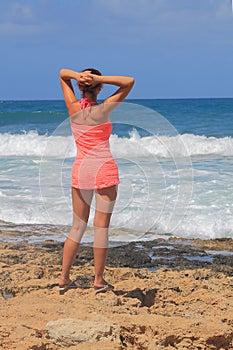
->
[[215, 2, 232, 19], [0, 1, 62, 37], [93, 0, 165, 19], [0, 21, 55, 37], [90, 0, 233, 47], [0, 2, 34, 24], [94, 0, 232, 22], [11, 2, 33, 19]]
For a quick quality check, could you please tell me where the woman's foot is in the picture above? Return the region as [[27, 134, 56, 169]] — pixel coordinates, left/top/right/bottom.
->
[[59, 276, 72, 288], [94, 279, 114, 294], [59, 277, 77, 295]]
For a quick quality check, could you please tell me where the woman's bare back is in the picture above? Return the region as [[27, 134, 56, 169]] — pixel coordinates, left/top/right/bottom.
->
[[70, 102, 113, 126]]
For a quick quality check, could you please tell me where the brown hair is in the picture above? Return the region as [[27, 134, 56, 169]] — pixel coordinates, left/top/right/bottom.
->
[[82, 68, 102, 76]]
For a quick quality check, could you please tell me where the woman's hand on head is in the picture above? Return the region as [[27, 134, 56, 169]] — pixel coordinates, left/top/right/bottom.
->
[[80, 72, 102, 88], [79, 71, 93, 86], [90, 74, 102, 87]]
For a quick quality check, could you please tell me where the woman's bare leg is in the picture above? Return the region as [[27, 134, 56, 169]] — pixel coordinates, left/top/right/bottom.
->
[[59, 188, 93, 286], [93, 185, 117, 287]]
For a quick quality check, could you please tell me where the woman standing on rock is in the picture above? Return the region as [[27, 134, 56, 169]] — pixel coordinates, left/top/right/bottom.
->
[[59, 68, 134, 294]]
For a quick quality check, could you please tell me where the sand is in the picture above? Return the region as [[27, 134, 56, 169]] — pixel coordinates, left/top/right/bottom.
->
[[0, 237, 233, 350]]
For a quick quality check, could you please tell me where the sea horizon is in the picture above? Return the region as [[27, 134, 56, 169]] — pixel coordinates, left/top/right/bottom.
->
[[1, 96, 233, 101]]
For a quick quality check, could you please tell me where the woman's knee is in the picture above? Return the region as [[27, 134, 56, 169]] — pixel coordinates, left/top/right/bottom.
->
[[68, 215, 87, 243]]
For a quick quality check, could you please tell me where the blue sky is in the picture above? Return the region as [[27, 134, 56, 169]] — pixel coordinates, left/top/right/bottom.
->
[[0, 0, 233, 100]]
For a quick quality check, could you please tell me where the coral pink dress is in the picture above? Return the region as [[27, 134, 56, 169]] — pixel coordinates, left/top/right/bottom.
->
[[70, 98, 119, 190]]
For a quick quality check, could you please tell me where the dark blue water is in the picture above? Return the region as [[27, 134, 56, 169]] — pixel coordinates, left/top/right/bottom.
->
[[133, 98, 233, 138], [1, 98, 233, 137]]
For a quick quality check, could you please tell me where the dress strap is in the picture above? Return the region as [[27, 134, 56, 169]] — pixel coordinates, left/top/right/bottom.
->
[[80, 98, 97, 110]]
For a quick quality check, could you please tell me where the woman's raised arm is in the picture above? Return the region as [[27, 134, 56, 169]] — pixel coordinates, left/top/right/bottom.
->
[[89, 74, 135, 104], [60, 69, 93, 114]]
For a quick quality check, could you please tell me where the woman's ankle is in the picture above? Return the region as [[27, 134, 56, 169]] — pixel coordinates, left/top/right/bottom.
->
[[59, 275, 70, 283], [94, 276, 105, 286]]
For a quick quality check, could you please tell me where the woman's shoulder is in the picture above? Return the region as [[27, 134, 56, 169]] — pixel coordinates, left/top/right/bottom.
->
[[67, 100, 82, 117]]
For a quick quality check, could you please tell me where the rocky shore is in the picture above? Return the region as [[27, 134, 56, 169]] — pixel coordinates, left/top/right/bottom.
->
[[0, 237, 233, 349]]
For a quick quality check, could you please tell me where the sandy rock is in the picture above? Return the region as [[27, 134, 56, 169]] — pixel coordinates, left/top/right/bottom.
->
[[0, 239, 233, 350], [46, 318, 120, 347]]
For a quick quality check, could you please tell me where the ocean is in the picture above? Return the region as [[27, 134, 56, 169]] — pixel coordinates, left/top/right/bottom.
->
[[0, 98, 233, 244]]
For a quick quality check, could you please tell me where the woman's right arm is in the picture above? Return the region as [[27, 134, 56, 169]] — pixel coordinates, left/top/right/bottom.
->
[[90, 75, 135, 104]]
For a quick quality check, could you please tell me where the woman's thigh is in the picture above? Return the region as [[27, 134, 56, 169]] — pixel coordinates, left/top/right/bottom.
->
[[72, 187, 93, 222], [94, 185, 118, 227]]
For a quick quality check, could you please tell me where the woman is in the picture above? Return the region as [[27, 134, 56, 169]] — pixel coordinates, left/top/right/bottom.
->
[[59, 68, 134, 294]]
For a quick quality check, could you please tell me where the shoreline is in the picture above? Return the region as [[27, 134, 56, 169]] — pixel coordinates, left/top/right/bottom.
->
[[0, 237, 233, 349], [1, 232, 233, 270], [1, 220, 233, 247]]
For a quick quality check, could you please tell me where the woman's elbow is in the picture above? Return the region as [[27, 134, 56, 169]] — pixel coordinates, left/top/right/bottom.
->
[[129, 77, 135, 87], [60, 69, 65, 77]]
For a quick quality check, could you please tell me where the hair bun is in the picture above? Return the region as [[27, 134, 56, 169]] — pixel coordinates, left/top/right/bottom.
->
[[82, 68, 102, 76]]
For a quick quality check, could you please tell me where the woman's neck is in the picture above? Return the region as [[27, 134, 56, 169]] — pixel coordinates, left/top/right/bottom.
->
[[82, 92, 97, 102]]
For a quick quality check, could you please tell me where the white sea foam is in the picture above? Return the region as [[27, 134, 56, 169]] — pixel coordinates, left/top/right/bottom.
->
[[1, 153, 233, 240], [0, 130, 233, 158], [0, 131, 73, 157], [1, 130, 233, 241], [1, 190, 233, 240]]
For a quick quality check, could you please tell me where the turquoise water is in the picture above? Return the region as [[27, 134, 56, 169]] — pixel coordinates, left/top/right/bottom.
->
[[0, 98, 233, 242]]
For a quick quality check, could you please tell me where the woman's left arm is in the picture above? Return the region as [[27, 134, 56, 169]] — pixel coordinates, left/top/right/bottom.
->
[[60, 69, 91, 115]]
